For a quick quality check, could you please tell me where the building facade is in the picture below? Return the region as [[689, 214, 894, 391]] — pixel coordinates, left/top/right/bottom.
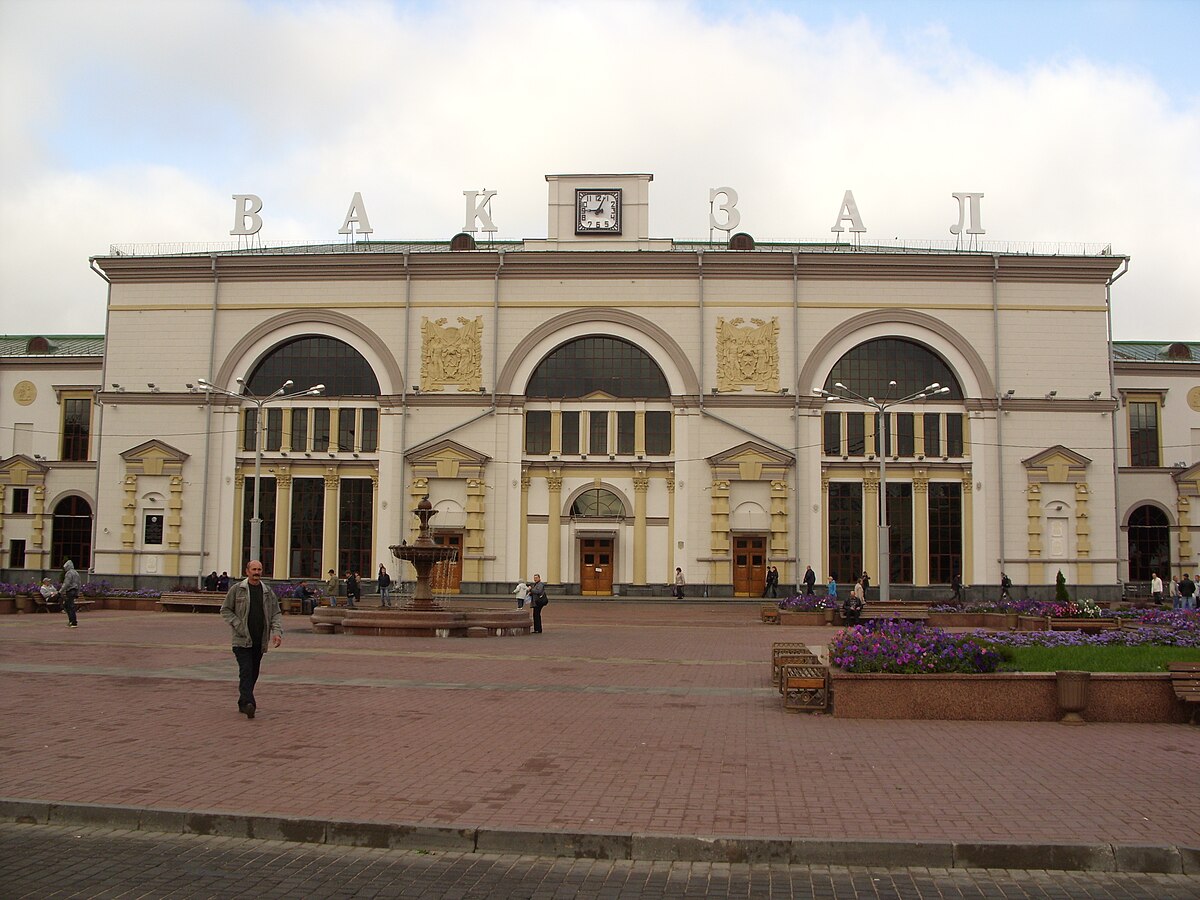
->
[[2, 174, 1196, 597]]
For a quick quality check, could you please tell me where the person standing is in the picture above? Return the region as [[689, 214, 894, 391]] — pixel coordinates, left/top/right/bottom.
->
[[1151, 572, 1163, 603], [1000, 572, 1013, 603], [528, 574, 548, 634], [220, 560, 283, 719], [674, 567, 686, 599], [345, 571, 360, 608], [59, 559, 81, 628], [513, 580, 530, 609], [951, 572, 963, 603], [377, 564, 392, 608], [803, 565, 816, 597], [860, 571, 871, 599], [827, 574, 837, 603], [1179, 573, 1196, 611], [325, 569, 339, 607], [1169, 575, 1181, 609], [843, 578, 865, 625]]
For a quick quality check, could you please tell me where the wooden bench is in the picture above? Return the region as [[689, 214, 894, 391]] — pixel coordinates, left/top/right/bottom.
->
[[1046, 616, 1120, 633], [771, 642, 819, 685], [761, 605, 781, 624], [31, 591, 95, 614], [1168, 662, 1200, 724], [855, 602, 931, 623], [157, 591, 224, 613], [780, 663, 829, 712]]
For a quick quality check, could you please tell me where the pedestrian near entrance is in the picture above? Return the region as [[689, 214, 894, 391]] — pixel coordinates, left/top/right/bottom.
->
[[1180, 573, 1196, 611], [951, 572, 963, 603], [860, 571, 871, 598], [1000, 572, 1013, 603], [204, 571, 219, 592], [345, 571, 360, 608], [528, 574, 548, 633], [59, 559, 81, 628], [674, 567, 685, 599], [217, 572, 230, 592], [325, 569, 339, 607], [803, 565, 816, 596], [378, 564, 392, 608], [220, 560, 283, 719], [1170, 575, 1180, 608], [1151, 572, 1163, 603], [827, 574, 837, 603], [513, 580, 530, 609]]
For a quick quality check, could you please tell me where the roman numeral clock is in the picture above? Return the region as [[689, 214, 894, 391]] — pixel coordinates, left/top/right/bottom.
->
[[576, 189, 621, 235]]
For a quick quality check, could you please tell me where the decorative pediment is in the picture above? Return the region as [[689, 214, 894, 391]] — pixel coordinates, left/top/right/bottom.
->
[[120, 440, 189, 477], [1174, 462, 1200, 494], [708, 441, 794, 481], [407, 439, 491, 479], [0, 454, 49, 485], [1022, 445, 1091, 484]]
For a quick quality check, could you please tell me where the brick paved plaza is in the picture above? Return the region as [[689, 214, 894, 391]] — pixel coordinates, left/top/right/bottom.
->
[[1, 601, 1198, 896]]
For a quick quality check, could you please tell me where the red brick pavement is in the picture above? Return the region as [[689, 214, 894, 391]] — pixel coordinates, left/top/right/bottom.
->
[[1, 603, 1198, 846]]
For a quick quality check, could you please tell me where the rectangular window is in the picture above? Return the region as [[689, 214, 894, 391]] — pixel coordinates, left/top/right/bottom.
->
[[561, 411, 580, 455], [946, 414, 963, 457], [143, 513, 164, 546], [885, 483, 913, 584], [828, 482, 863, 584], [896, 413, 915, 457], [290, 408, 308, 452], [525, 411, 551, 455], [872, 413, 883, 457], [290, 478, 325, 578], [11, 488, 29, 514], [645, 411, 672, 455], [265, 408, 283, 452], [241, 476, 277, 576], [1129, 401, 1161, 467], [361, 408, 378, 453], [10, 540, 26, 568], [589, 410, 608, 455], [243, 408, 258, 452], [928, 482, 963, 584], [61, 397, 91, 461], [923, 413, 941, 458], [313, 408, 331, 452], [824, 412, 841, 455], [338, 478, 374, 578], [337, 409, 356, 452], [846, 413, 865, 457], [617, 411, 635, 455]]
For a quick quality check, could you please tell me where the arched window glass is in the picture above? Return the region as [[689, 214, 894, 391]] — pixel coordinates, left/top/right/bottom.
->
[[1127, 505, 1170, 582], [246, 336, 380, 397], [527, 337, 669, 399], [571, 489, 625, 518], [824, 338, 963, 400], [52, 496, 92, 570]]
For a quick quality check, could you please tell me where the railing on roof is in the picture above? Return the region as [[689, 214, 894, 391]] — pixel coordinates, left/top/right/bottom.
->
[[105, 238, 1118, 259]]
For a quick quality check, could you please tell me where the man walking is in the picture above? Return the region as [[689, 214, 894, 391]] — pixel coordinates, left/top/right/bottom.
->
[[803, 565, 816, 597], [528, 574, 548, 634], [1180, 573, 1196, 611], [59, 559, 81, 628], [220, 560, 283, 719]]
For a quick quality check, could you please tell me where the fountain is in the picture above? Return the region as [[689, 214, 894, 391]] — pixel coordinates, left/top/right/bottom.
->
[[309, 496, 530, 638]]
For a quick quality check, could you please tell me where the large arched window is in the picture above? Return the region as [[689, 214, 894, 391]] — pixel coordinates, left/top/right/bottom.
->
[[1127, 505, 1170, 582], [52, 496, 92, 570], [246, 335, 380, 397], [824, 338, 963, 400], [571, 489, 625, 518], [527, 337, 669, 399]]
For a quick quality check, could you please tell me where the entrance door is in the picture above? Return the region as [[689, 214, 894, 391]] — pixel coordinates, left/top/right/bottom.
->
[[432, 530, 463, 593], [732, 535, 767, 597], [580, 538, 614, 595]]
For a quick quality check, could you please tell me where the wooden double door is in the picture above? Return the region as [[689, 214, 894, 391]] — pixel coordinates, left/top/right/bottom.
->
[[431, 530, 463, 593], [580, 537, 614, 595], [732, 534, 767, 596]]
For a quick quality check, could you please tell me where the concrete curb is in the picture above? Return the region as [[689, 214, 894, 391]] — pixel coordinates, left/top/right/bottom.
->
[[3, 798, 1196, 874]]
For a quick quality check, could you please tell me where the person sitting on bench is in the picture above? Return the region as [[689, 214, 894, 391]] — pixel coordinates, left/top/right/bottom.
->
[[843, 579, 865, 625]]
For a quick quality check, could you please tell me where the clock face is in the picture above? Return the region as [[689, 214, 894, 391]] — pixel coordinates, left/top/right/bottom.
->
[[576, 189, 621, 234]]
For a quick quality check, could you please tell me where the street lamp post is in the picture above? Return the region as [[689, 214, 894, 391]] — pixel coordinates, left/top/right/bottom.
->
[[197, 376, 324, 564], [814, 380, 950, 604]]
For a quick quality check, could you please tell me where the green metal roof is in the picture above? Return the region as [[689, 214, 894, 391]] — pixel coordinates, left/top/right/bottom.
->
[[0, 335, 105, 358], [1112, 341, 1198, 363]]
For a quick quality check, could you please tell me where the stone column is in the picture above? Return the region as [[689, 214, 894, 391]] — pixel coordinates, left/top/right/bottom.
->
[[519, 469, 530, 578], [465, 476, 486, 581], [863, 472, 879, 584], [1075, 482, 1092, 584], [820, 471, 830, 577], [321, 470, 339, 575], [633, 468, 649, 585], [121, 475, 138, 575], [166, 475, 184, 576], [770, 479, 789, 581], [31, 485, 47, 568], [1027, 482, 1044, 584], [710, 477, 731, 585], [547, 470, 562, 583], [666, 470, 676, 583], [1176, 495, 1192, 577], [272, 470, 292, 579], [961, 475, 974, 585], [912, 471, 929, 585], [232, 473, 246, 571]]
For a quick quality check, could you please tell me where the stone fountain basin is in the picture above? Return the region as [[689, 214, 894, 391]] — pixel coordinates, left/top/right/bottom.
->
[[309, 606, 531, 638]]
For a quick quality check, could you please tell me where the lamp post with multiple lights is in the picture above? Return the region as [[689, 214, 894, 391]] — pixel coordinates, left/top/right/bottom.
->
[[813, 380, 950, 603], [197, 376, 324, 564]]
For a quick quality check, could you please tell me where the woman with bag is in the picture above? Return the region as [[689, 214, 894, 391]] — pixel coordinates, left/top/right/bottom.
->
[[528, 574, 548, 633]]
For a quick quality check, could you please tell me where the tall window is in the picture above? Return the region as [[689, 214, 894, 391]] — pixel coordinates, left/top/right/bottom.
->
[[51, 496, 92, 569], [1128, 401, 1161, 467], [241, 477, 276, 576], [290, 478, 325, 578], [645, 411, 672, 455], [589, 411, 608, 455], [617, 412, 635, 455], [9, 539, 26, 568], [828, 482, 863, 583], [291, 408, 309, 451], [313, 409, 331, 452], [896, 413, 915, 457], [11, 488, 29, 514], [525, 410, 551, 454], [1127, 504, 1170, 582], [61, 398, 91, 461], [527, 337, 670, 398], [265, 408, 283, 452], [945, 414, 963, 457], [338, 479, 374, 576], [923, 414, 941, 458], [824, 338, 963, 400], [886, 483, 914, 584], [823, 412, 841, 455], [846, 413, 865, 457], [243, 408, 258, 451], [361, 409, 379, 453], [927, 482, 962, 584], [337, 409, 356, 452], [246, 335, 379, 397], [561, 412, 580, 455]]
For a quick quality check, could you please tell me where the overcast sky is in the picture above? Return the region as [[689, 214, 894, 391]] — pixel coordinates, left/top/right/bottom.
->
[[1, 0, 1196, 339]]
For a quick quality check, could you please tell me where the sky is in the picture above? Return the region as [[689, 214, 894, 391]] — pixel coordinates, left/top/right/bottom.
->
[[1, 0, 1197, 340]]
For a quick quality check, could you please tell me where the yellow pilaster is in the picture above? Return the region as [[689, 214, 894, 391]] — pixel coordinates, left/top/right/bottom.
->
[[633, 468, 648, 585], [519, 469, 530, 577], [961, 475, 974, 585], [710, 478, 731, 585], [282, 409, 293, 452], [547, 470, 562, 583], [914, 415, 926, 458], [272, 470, 292, 579], [1177, 496, 1192, 577], [820, 471, 830, 576], [912, 471, 929, 585], [1075, 482, 1092, 583], [321, 470, 339, 575], [666, 471, 676, 583], [770, 479, 789, 581], [863, 473, 879, 583], [121, 474, 137, 575], [465, 476, 486, 581], [232, 473, 246, 571], [1027, 482, 1044, 584], [166, 475, 184, 576]]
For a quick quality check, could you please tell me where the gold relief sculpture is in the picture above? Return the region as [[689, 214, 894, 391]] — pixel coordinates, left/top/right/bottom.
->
[[421, 316, 483, 392], [715, 317, 779, 392]]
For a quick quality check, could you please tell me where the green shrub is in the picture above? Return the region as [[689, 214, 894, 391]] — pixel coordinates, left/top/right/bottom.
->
[[1055, 570, 1070, 604]]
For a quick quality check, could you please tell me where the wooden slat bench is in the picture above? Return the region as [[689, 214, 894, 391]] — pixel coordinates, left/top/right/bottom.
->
[[858, 602, 931, 623], [31, 591, 95, 614], [157, 592, 224, 613], [761, 605, 781, 624], [772, 642, 816, 684], [1046, 616, 1120, 633], [780, 663, 830, 712], [1168, 662, 1200, 725]]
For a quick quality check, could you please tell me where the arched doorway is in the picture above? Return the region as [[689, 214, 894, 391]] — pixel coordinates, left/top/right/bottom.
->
[[52, 496, 92, 570], [571, 488, 625, 595], [1127, 505, 1170, 582]]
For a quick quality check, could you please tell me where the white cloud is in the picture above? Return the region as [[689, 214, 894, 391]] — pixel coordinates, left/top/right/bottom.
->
[[1, 0, 1195, 338]]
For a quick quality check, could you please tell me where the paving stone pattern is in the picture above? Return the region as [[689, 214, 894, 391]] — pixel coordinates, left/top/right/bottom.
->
[[1, 603, 1198, 852], [3, 824, 1198, 900]]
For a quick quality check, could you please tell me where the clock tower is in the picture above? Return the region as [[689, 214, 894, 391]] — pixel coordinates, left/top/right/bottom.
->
[[531, 173, 668, 250]]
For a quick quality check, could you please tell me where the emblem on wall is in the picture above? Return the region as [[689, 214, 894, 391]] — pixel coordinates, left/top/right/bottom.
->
[[421, 316, 483, 392], [715, 317, 780, 392], [13, 380, 37, 406]]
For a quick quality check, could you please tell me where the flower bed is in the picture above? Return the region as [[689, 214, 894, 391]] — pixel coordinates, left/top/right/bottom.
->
[[829, 620, 1002, 674], [776, 594, 835, 612]]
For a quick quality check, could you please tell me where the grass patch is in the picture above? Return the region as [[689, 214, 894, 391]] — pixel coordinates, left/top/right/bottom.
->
[[1004, 645, 1200, 673]]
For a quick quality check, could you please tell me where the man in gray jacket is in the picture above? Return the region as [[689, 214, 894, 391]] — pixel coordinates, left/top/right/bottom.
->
[[220, 560, 283, 719], [59, 559, 82, 628]]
